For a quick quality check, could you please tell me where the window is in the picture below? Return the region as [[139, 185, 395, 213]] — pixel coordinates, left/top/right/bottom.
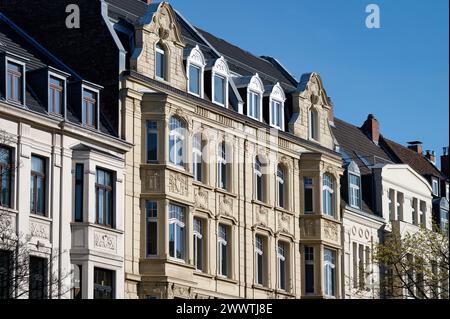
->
[[29, 256, 47, 299], [388, 189, 395, 220], [169, 116, 185, 167], [396, 192, 404, 221], [270, 100, 283, 128], [146, 120, 158, 163], [0, 146, 12, 208], [440, 209, 448, 232], [169, 204, 185, 261], [213, 74, 226, 105], [446, 183, 449, 201], [248, 91, 260, 120], [96, 168, 113, 227], [146, 201, 158, 257], [411, 198, 418, 225], [193, 134, 203, 182], [432, 178, 439, 196], [218, 224, 229, 277], [188, 64, 201, 96], [94, 268, 114, 299], [6, 61, 23, 103], [193, 218, 204, 271], [324, 248, 336, 297], [82, 89, 97, 128], [71, 264, 82, 299], [217, 142, 228, 190], [0, 250, 11, 299], [309, 108, 319, 140], [74, 164, 84, 222], [277, 166, 285, 208], [304, 246, 314, 293], [49, 76, 64, 115], [254, 157, 263, 202], [30, 155, 46, 216], [155, 43, 166, 80], [277, 242, 287, 291], [349, 173, 361, 209], [304, 178, 313, 213], [322, 174, 335, 217], [255, 235, 265, 286], [419, 201, 426, 226]]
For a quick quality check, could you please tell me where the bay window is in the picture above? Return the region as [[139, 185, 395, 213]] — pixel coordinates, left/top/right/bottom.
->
[[193, 218, 204, 271], [6, 61, 24, 104], [169, 116, 185, 167], [218, 224, 230, 277], [323, 174, 335, 217], [304, 178, 313, 213], [96, 168, 113, 227], [146, 201, 158, 257], [305, 246, 315, 293], [0, 146, 12, 208], [277, 242, 287, 291], [146, 120, 158, 163], [74, 163, 84, 222], [169, 204, 185, 261], [30, 155, 46, 216], [255, 235, 265, 286], [29, 256, 47, 299], [324, 248, 336, 297], [94, 268, 114, 299]]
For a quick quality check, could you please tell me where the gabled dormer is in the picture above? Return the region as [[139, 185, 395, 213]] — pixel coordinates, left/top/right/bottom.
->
[[235, 73, 264, 122], [184, 45, 206, 98], [205, 56, 230, 108], [68, 80, 103, 130], [0, 51, 28, 106], [264, 82, 286, 130], [27, 66, 70, 118]]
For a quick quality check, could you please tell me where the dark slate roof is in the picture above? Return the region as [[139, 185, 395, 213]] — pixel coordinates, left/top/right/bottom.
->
[[196, 28, 298, 90], [0, 14, 115, 136], [381, 137, 444, 179], [332, 118, 393, 175], [105, 0, 150, 23]]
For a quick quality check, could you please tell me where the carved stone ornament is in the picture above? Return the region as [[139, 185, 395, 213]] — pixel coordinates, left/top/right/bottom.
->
[[168, 173, 188, 196], [218, 195, 233, 217], [94, 233, 116, 251], [30, 221, 49, 240], [144, 170, 161, 192], [323, 221, 338, 242], [256, 207, 268, 226], [195, 188, 209, 210], [301, 219, 316, 237]]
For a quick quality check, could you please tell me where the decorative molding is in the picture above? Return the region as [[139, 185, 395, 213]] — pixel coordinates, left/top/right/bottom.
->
[[94, 232, 116, 251], [256, 206, 269, 227], [195, 188, 209, 211], [278, 212, 291, 234], [300, 218, 316, 237], [218, 195, 233, 217], [323, 220, 339, 242], [144, 170, 161, 192], [30, 221, 50, 240], [168, 172, 188, 197]]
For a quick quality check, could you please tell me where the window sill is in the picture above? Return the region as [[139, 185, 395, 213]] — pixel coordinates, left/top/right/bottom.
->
[[194, 270, 214, 279], [166, 164, 191, 177], [6, 98, 25, 107], [0, 206, 18, 215], [252, 200, 272, 209], [274, 206, 293, 215], [215, 187, 237, 198], [252, 284, 273, 293], [193, 181, 214, 190], [70, 222, 124, 234], [215, 275, 238, 284], [30, 213, 52, 222], [167, 257, 196, 270]]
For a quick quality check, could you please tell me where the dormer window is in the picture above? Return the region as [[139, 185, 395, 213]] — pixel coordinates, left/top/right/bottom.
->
[[6, 61, 24, 104], [155, 42, 166, 80], [240, 74, 264, 121], [82, 89, 97, 128], [347, 161, 362, 210], [211, 57, 230, 107], [248, 91, 261, 120], [186, 45, 205, 98], [268, 83, 286, 130], [48, 76, 64, 116], [432, 177, 439, 196]]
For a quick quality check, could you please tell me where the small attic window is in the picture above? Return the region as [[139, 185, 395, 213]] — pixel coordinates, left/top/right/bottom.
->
[[82, 89, 98, 129], [6, 60, 25, 104], [246, 74, 264, 121], [48, 75, 65, 116], [155, 42, 166, 80], [211, 57, 230, 107], [268, 83, 286, 130], [186, 45, 206, 98]]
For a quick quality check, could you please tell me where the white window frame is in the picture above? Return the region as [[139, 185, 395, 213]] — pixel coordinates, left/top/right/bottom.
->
[[432, 178, 439, 196], [276, 166, 285, 209], [323, 174, 335, 217], [255, 235, 264, 286], [349, 173, 361, 209], [268, 83, 286, 130], [186, 45, 206, 98], [81, 83, 101, 130], [193, 217, 204, 271], [217, 142, 228, 190], [211, 57, 230, 107], [145, 201, 158, 257], [192, 133, 203, 182], [277, 241, 287, 291], [155, 42, 166, 81], [168, 116, 186, 168], [218, 224, 229, 277], [168, 204, 185, 262], [254, 157, 263, 202], [48, 70, 68, 117], [324, 248, 336, 297], [446, 183, 449, 201], [5, 56, 26, 106]]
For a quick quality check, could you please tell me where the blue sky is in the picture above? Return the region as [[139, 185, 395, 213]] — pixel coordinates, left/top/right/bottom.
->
[[169, 0, 449, 165]]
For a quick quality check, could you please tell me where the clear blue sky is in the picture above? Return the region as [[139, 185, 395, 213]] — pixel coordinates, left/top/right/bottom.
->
[[169, 0, 449, 165]]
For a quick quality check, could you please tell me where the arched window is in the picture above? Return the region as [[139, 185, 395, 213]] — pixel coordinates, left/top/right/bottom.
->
[[169, 116, 185, 167], [322, 174, 335, 217], [155, 42, 166, 80], [169, 204, 185, 261], [347, 161, 361, 209], [218, 142, 228, 190], [309, 108, 319, 141], [255, 235, 265, 286], [277, 165, 286, 209], [277, 241, 287, 291], [218, 224, 229, 277], [269, 83, 286, 130], [193, 133, 203, 182], [254, 157, 263, 202], [211, 57, 230, 107]]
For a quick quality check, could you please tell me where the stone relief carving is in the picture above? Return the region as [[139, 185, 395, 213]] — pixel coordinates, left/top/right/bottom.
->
[[168, 283, 191, 299], [168, 173, 188, 196], [218, 195, 233, 217], [94, 233, 116, 251], [256, 207, 268, 227], [144, 170, 161, 192], [195, 188, 209, 211], [30, 221, 49, 240], [323, 221, 339, 242], [301, 219, 316, 237], [278, 213, 291, 233]]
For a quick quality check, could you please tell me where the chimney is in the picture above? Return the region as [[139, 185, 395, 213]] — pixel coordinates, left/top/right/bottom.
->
[[407, 141, 423, 155], [361, 114, 380, 145], [441, 147, 449, 177], [425, 150, 436, 165]]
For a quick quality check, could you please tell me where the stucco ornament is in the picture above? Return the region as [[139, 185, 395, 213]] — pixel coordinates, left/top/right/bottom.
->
[[169, 173, 188, 196], [195, 188, 209, 211], [218, 195, 233, 217], [324, 220, 339, 242], [94, 233, 116, 251]]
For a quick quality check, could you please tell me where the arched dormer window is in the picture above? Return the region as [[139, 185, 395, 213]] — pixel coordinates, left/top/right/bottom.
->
[[155, 42, 167, 81], [309, 107, 319, 141], [169, 116, 186, 168], [269, 83, 286, 130], [247, 74, 264, 121], [186, 45, 206, 97], [211, 57, 230, 107], [323, 173, 335, 217], [347, 161, 362, 209]]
